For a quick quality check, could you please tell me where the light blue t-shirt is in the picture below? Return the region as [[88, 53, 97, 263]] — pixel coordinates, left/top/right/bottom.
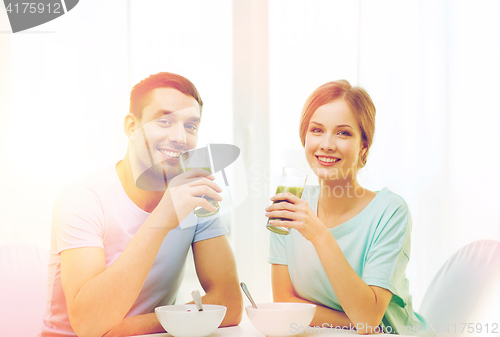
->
[[268, 186, 434, 336]]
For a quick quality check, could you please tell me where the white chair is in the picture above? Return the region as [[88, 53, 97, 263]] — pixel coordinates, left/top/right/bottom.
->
[[0, 243, 49, 337], [419, 240, 500, 336]]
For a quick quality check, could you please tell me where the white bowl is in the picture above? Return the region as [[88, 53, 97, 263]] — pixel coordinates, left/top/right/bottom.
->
[[246, 302, 316, 336], [155, 304, 226, 337]]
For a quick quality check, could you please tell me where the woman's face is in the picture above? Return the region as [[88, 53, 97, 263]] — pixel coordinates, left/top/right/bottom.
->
[[304, 99, 366, 182]]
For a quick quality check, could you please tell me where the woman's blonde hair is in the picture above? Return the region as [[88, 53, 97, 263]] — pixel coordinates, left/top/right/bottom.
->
[[299, 80, 376, 169]]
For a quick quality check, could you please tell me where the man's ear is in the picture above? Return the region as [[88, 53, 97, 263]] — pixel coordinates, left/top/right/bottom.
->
[[124, 113, 140, 138]]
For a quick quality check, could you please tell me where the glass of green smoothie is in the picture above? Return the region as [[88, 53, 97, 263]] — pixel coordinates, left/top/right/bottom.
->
[[179, 145, 220, 218], [266, 167, 308, 235]]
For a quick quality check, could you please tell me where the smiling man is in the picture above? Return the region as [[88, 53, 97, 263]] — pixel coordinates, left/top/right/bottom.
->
[[40, 72, 243, 337]]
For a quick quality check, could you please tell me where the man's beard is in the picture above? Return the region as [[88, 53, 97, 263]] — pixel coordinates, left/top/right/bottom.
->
[[128, 129, 182, 191]]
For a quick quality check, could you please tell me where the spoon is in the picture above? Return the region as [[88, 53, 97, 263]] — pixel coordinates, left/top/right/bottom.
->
[[191, 290, 203, 311], [240, 282, 258, 309]]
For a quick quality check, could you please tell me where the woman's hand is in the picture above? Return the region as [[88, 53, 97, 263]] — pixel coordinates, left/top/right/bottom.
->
[[265, 192, 329, 243]]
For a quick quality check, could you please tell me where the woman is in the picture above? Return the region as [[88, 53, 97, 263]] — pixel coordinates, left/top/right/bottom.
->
[[266, 80, 434, 336]]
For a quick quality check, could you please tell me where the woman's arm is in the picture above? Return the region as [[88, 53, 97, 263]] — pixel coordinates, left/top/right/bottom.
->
[[271, 264, 353, 329], [267, 193, 393, 334], [309, 232, 393, 334]]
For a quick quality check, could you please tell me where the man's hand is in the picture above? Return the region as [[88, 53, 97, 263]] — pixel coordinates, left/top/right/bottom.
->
[[158, 168, 222, 228]]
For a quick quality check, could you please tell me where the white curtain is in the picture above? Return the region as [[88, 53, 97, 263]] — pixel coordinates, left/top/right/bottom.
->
[[0, 0, 129, 251]]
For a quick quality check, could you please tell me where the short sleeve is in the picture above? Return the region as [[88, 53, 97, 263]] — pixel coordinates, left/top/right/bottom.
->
[[268, 232, 287, 265], [192, 215, 229, 243], [52, 184, 105, 254], [362, 199, 411, 307]]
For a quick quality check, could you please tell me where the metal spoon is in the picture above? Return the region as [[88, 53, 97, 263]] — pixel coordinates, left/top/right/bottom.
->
[[240, 282, 258, 309], [191, 290, 203, 311]]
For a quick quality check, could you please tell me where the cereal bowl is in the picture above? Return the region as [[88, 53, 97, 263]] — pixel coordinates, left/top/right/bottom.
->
[[155, 304, 226, 337], [245, 302, 316, 336]]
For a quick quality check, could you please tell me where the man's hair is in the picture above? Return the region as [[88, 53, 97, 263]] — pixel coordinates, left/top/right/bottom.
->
[[129, 72, 203, 119]]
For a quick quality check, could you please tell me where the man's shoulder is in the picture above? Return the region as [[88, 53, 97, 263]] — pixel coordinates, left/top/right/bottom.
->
[[57, 166, 119, 205], [65, 166, 116, 189], [79, 166, 117, 185]]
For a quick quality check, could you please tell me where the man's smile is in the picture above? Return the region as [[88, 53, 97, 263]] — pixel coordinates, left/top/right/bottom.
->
[[157, 148, 183, 161]]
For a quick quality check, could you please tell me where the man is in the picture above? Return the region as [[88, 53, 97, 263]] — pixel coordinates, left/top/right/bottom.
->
[[41, 72, 243, 337]]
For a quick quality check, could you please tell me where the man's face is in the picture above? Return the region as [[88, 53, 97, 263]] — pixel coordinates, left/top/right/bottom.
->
[[129, 87, 201, 189]]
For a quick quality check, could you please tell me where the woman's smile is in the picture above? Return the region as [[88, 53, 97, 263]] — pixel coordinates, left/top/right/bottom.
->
[[315, 155, 341, 166], [305, 99, 365, 181]]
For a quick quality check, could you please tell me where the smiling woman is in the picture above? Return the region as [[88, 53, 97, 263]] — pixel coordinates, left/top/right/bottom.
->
[[299, 80, 375, 172], [267, 80, 436, 336]]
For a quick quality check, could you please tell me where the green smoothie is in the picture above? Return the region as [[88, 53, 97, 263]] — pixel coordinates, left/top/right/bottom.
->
[[266, 186, 304, 235], [184, 167, 211, 172], [274, 186, 304, 197]]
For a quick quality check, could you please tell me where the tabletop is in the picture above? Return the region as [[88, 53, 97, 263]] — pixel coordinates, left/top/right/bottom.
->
[[132, 314, 418, 337]]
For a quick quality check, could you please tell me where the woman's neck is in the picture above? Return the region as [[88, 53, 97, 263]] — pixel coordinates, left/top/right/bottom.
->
[[317, 174, 375, 228], [319, 178, 365, 213]]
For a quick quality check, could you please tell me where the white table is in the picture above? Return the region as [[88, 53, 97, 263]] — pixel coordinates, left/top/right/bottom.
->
[[133, 314, 416, 337]]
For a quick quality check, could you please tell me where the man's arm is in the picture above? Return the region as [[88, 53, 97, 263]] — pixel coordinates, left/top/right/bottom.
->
[[102, 313, 164, 337], [102, 234, 243, 337], [61, 170, 222, 337], [61, 210, 172, 337], [192, 235, 243, 327]]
